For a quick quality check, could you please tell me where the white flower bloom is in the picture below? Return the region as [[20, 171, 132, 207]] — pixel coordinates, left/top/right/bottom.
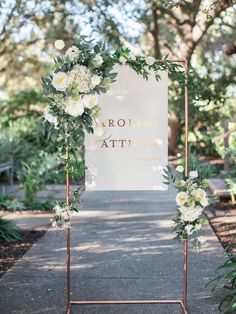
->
[[92, 54, 103, 68], [51, 203, 71, 230], [68, 65, 92, 93], [200, 197, 209, 207], [128, 51, 136, 61], [176, 191, 188, 206], [64, 97, 84, 117], [189, 170, 198, 178], [185, 225, 194, 235], [54, 39, 65, 50], [145, 56, 156, 66], [52, 72, 69, 91], [91, 75, 101, 87], [54, 204, 64, 214], [82, 94, 98, 109], [44, 112, 58, 127], [176, 165, 184, 173], [181, 205, 202, 222], [193, 188, 208, 207], [65, 46, 80, 59], [119, 56, 127, 65]]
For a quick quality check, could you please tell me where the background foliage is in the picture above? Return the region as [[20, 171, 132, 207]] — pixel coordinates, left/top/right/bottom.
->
[[0, 0, 235, 184]]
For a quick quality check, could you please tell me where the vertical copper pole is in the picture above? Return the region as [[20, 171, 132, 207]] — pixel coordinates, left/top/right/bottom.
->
[[184, 60, 189, 309], [66, 145, 71, 314]]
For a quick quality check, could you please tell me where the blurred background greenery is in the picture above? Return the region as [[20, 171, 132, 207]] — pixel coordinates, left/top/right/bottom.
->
[[0, 0, 235, 193]]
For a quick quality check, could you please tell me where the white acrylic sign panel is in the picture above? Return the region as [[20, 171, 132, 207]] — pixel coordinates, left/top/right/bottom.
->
[[85, 65, 168, 190]]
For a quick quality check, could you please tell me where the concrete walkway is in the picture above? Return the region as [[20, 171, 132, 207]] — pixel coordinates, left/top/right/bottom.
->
[[0, 189, 224, 314]]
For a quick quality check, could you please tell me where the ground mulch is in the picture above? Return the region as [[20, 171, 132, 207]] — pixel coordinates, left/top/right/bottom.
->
[[205, 202, 236, 253], [0, 230, 46, 278]]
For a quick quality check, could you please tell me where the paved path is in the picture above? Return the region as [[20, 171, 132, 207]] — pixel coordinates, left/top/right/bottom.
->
[[0, 190, 224, 314]]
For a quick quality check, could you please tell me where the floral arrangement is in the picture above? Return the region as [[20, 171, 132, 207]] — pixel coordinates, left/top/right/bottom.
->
[[50, 203, 71, 229], [42, 35, 184, 229], [163, 165, 209, 249]]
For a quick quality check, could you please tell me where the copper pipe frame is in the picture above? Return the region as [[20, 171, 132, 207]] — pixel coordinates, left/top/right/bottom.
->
[[66, 145, 71, 314], [65, 60, 189, 314]]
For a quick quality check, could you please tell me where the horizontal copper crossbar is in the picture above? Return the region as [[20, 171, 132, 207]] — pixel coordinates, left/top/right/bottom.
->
[[70, 299, 188, 314]]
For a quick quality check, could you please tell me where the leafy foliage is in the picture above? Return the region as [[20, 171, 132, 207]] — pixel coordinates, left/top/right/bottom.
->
[[0, 195, 25, 212], [208, 251, 236, 313], [0, 218, 21, 242], [17, 151, 61, 203]]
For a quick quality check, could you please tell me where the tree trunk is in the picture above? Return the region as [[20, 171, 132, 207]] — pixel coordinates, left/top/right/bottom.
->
[[152, 5, 161, 59], [223, 121, 230, 172], [168, 111, 180, 155]]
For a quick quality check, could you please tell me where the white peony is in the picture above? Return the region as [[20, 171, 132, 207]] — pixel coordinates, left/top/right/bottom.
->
[[55, 39, 65, 50], [65, 46, 80, 60], [68, 65, 92, 93], [64, 97, 84, 117], [176, 191, 188, 206], [82, 94, 98, 109], [44, 112, 58, 127], [145, 56, 156, 66], [52, 72, 69, 91], [193, 188, 208, 206], [91, 75, 101, 87], [189, 170, 198, 178], [176, 165, 184, 173], [92, 54, 103, 68], [185, 225, 194, 235], [119, 56, 127, 65], [181, 205, 202, 222]]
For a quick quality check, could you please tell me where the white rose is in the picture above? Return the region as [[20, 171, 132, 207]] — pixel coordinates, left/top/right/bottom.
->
[[176, 165, 184, 173], [65, 46, 80, 60], [145, 56, 156, 66], [82, 94, 98, 109], [52, 72, 69, 91], [91, 75, 101, 87], [54, 39, 65, 50], [193, 188, 208, 207], [92, 54, 103, 68], [176, 191, 188, 206], [189, 170, 198, 178], [185, 225, 194, 235], [119, 56, 127, 65], [44, 112, 58, 127], [200, 197, 208, 207], [64, 97, 84, 117]]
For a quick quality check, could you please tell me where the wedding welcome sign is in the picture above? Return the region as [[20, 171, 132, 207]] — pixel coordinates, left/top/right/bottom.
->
[[85, 65, 168, 190]]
